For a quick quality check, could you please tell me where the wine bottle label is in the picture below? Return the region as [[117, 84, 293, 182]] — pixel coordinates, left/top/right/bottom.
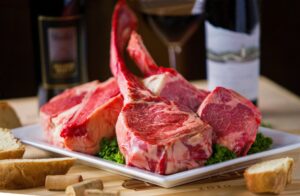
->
[[206, 22, 260, 101], [38, 15, 82, 88]]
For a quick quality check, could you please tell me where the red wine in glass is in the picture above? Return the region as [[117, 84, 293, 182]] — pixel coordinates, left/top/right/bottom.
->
[[134, 0, 206, 75]]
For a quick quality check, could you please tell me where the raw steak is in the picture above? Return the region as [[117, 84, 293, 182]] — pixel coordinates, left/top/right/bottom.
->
[[127, 31, 209, 112], [60, 78, 123, 154], [197, 87, 262, 156], [41, 78, 123, 154], [40, 80, 99, 144], [110, 1, 212, 175]]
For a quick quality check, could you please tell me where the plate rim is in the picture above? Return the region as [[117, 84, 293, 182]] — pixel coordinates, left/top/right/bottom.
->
[[12, 124, 300, 188]]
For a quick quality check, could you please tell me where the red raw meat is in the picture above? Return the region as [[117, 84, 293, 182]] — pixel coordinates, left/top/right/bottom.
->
[[197, 87, 261, 156], [60, 78, 123, 154], [127, 31, 209, 112], [110, 1, 212, 175], [40, 81, 99, 144], [41, 78, 123, 154]]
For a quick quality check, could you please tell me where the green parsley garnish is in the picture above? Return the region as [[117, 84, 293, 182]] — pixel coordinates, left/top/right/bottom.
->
[[205, 144, 237, 166], [247, 133, 273, 155], [206, 132, 273, 165], [98, 138, 125, 164]]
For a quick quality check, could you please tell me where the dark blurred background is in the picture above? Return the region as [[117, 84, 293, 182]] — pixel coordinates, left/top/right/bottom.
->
[[0, 0, 300, 99]]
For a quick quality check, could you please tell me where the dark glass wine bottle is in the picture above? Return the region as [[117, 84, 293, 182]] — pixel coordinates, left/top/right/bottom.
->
[[35, 0, 87, 107], [205, 0, 260, 105]]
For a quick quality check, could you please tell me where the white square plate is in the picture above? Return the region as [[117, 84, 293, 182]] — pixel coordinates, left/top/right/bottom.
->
[[12, 124, 300, 188]]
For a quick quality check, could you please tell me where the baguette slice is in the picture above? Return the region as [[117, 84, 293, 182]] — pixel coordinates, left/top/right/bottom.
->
[[244, 157, 294, 194], [0, 157, 75, 189], [0, 102, 21, 129], [0, 128, 25, 160]]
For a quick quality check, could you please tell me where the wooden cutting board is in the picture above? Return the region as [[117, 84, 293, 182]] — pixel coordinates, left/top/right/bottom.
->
[[2, 145, 300, 195], [3, 164, 300, 195]]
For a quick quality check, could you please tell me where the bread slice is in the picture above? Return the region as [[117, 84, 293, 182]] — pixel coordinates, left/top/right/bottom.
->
[[244, 157, 294, 194], [0, 101, 21, 129], [0, 128, 25, 160], [0, 157, 75, 189]]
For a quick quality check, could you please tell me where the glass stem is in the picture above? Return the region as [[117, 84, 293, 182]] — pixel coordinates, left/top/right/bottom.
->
[[167, 43, 182, 70]]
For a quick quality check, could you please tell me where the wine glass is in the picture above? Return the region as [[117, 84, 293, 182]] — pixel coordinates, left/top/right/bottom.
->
[[131, 0, 206, 75]]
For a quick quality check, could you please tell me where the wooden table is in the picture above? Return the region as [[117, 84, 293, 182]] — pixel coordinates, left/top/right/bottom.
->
[[2, 77, 300, 195]]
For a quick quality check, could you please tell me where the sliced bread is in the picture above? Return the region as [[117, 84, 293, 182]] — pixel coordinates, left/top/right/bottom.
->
[[0, 157, 75, 189], [0, 102, 21, 129], [244, 157, 294, 194], [0, 128, 25, 160]]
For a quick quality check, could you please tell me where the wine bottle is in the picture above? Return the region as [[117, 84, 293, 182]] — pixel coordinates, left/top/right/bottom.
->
[[36, 0, 87, 107], [205, 0, 260, 105]]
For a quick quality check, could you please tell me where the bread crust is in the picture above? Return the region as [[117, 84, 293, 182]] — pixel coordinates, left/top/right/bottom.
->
[[245, 169, 287, 193], [0, 145, 25, 160], [0, 102, 21, 129], [0, 157, 75, 189], [0, 128, 26, 160], [244, 157, 294, 194]]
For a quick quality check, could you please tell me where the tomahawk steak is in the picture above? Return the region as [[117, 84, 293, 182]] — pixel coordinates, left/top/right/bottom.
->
[[127, 31, 209, 112], [110, 1, 212, 175]]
